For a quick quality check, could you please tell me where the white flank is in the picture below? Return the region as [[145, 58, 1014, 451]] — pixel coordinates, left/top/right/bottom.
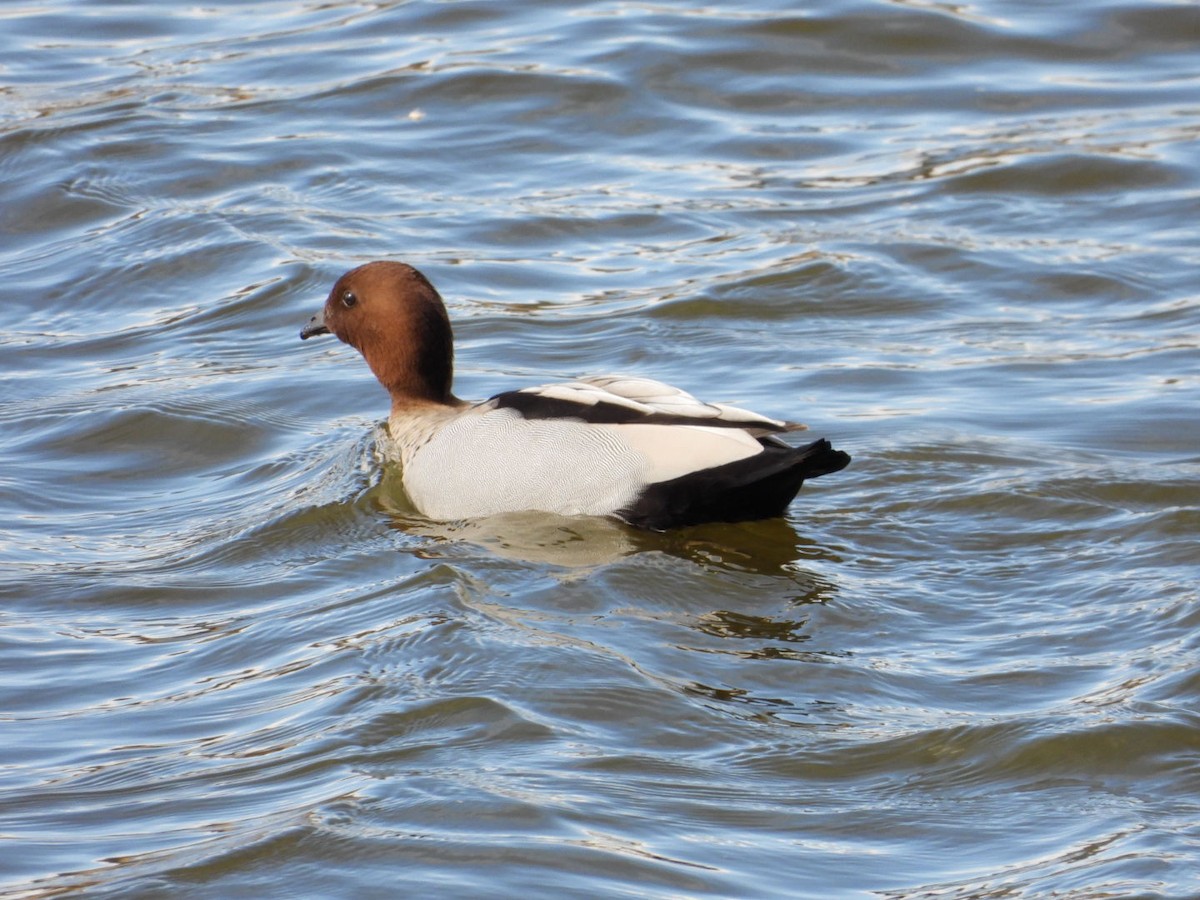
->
[[608, 423, 762, 484]]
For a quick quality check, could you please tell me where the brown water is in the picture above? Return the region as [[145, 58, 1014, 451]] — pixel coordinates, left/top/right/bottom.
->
[[2, 1, 1199, 897]]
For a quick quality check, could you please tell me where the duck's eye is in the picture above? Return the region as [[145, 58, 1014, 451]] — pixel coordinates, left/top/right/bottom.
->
[[341, 290, 357, 309]]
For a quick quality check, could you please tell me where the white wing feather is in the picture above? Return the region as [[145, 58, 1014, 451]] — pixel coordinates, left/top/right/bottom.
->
[[516, 374, 801, 430]]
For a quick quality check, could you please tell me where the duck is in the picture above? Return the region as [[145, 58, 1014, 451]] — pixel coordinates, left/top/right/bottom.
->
[[300, 261, 850, 530]]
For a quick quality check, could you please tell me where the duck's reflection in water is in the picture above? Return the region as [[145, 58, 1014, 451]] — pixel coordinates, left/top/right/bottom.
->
[[374, 474, 842, 579]]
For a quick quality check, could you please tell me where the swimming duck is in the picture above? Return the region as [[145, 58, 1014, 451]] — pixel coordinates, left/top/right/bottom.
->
[[300, 261, 849, 530]]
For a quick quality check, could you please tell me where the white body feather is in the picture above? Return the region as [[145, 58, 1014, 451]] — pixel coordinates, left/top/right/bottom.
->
[[389, 375, 785, 520]]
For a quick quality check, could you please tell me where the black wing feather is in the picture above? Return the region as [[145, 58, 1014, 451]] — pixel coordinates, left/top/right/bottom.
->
[[489, 389, 791, 431]]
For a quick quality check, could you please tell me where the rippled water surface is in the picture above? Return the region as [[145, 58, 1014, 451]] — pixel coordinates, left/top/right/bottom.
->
[[3, 0, 1199, 896]]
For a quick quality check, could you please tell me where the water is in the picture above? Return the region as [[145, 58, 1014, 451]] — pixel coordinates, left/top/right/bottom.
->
[[2, 0, 1199, 896]]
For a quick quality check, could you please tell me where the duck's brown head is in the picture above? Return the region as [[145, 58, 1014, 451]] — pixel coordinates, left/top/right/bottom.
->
[[301, 261, 457, 407]]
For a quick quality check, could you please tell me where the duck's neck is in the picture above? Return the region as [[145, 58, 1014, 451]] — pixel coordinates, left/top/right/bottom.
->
[[363, 294, 460, 408], [389, 391, 467, 416]]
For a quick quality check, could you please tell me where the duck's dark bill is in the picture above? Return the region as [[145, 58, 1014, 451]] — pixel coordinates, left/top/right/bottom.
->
[[300, 313, 329, 340]]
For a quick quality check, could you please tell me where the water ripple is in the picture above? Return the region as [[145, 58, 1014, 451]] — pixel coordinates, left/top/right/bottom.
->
[[3, 0, 1199, 896]]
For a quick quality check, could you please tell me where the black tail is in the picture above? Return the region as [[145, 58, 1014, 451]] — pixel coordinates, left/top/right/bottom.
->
[[790, 437, 852, 480], [618, 438, 851, 531]]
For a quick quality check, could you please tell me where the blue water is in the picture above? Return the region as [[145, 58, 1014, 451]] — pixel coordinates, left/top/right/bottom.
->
[[2, 1, 1199, 896]]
